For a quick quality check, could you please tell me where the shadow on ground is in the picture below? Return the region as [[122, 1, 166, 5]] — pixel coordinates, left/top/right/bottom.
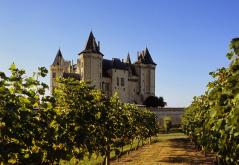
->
[[156, 137, 215, 164]]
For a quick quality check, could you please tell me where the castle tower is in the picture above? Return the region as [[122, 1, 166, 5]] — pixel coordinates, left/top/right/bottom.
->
[[135, 47, 156, 102], [78, 32, 103, 89], [50, 49, 71, 93]]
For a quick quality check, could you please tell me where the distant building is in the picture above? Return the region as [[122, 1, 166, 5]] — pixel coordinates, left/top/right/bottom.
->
[[50, 32, 156, 104]]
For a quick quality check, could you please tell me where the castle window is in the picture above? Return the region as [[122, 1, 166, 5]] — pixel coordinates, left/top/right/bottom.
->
[[105, 83, 109, 91], [121, 78, 124, 86], [52, 72, 56, 78], [117, 77, 119, 86]]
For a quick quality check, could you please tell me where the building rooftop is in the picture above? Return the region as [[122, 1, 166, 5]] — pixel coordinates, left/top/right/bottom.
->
[[78, 31, 104, 56]]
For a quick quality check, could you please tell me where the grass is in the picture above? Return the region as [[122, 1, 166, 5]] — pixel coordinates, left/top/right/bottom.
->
[[111, 132, 215, 165], [60, 139, 145, 165], [60, 131, 186, 165]]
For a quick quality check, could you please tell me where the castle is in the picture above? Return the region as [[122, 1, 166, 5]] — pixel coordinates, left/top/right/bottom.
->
[[50, 32, 156, 104]]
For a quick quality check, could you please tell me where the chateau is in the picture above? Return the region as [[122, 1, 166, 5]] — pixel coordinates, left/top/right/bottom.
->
[[50, 32, 156, 104]]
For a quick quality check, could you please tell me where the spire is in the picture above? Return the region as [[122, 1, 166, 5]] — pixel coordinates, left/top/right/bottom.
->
[[143, 47, 156, 65], [135, 47, 156, 65], [78, 31, 103, 56], [126, 52, 132, 64], [85, 31, 98, 51], [52, 49, 65, 65]]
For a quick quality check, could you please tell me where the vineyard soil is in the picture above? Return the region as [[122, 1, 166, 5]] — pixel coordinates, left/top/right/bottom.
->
[[111, 133, 215, 165]]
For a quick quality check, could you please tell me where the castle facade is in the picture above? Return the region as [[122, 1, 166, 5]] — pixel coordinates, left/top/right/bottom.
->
[[50, 32, 156, 104]]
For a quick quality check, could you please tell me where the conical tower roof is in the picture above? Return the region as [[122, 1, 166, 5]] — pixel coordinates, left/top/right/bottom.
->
[[143, 47, 156, 65], [52, 49, 65, 65], [78, 31, 103, 56], [136, 47, 156, 65]]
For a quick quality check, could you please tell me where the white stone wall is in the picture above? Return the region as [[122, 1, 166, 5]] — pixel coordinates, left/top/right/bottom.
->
[[151, 107, 185, 126], [50, 61, 71, 92], [102, 77, 111, 97], [50, 53, 156, 105], [111, 69, 128, 102], [138, 107, 185, 127], [133, 64, 155, 104], [128, 78, 139, 103], [79, 53, 102, 89]]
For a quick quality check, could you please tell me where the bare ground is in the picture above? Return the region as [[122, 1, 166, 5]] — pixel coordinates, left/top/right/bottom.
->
[[111, 133, 215, 165]]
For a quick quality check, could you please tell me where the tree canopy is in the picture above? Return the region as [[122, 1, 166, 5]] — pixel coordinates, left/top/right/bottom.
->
[[0, 65, 159, 164], [143, 96, 166, 107], [182, 38, 239, 164]]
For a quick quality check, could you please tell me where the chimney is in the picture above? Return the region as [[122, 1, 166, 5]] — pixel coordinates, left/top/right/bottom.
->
[[98, 41, 100, 51]]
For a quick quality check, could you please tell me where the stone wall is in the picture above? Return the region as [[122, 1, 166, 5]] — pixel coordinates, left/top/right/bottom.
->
[[138, 106, 185, 127], [150, 107, 185, 127]]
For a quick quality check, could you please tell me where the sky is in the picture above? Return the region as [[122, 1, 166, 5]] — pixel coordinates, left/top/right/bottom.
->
[[0, 0, 239, 107]]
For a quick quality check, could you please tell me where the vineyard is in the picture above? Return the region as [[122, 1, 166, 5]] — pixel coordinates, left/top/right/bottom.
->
[[182, 38, 239, 164], [0, 64, 159, 164], [2, 39, 239, 165]]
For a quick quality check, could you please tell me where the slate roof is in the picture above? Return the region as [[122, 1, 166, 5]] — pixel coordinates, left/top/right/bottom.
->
[[52, 49, 65, 65], [102, 58, 137, 77], [102, 58, 128, 77], [136, 48, 156, 65], [78, 32, 104, 56], [63, 72, 81, 80]]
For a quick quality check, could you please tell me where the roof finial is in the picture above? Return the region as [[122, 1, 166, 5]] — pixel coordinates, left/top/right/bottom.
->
[[126, 52, 131, 64]]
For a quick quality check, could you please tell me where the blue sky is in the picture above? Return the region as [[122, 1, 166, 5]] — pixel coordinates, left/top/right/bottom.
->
[[0, 0, 239, 107]]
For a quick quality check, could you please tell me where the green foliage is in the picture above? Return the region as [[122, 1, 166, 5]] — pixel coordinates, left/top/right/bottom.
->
[[163, 116, 172, 133], [0, 66, 159, 165], [182, 38, 239, 164], [0, 64, 60, 164], [54, 79, 159, 164], [143, 96, 167, 107]]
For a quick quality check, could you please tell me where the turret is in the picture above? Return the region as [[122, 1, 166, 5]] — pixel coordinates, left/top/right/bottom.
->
[[134, 47, 156, 102], [78, 31, 103, 89], [50, 49, 71, 93]]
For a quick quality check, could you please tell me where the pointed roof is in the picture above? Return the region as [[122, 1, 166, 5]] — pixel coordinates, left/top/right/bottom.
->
[[144, 47, 156, 65], [136, 47, 156, 65], [52, 49, 65, 65], [126, 53, 132, 64], [78, 31, 103, 56]]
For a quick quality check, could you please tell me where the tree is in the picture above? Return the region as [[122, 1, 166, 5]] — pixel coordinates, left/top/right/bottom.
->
[[143, 96, 166, 107], [182, 38, 239, 163], [0, 64, 61, 164], [158, 97, 167, 107], [0, 65, 160, 165]]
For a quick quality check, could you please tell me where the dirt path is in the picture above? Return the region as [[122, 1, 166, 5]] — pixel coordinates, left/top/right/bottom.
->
[[111, 133, 214, 165]]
